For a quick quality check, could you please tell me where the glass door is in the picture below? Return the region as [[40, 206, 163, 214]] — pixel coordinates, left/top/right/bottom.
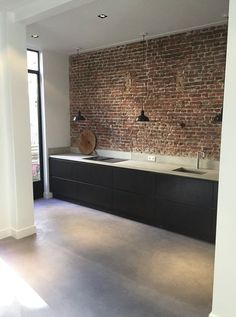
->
[[27, 50, 43, 199]]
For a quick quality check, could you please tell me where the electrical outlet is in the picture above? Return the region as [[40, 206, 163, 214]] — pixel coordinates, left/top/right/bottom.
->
[[147, 155, 156, 162]]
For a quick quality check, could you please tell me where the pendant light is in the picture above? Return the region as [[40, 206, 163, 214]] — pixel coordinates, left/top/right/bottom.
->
[[213, 108, 223, 123], [72, 48, 86, 123], [72, 110, 86, 122], [136, 33, 149, 122]]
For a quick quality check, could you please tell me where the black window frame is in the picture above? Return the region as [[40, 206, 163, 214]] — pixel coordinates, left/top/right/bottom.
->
[[27, 48, 44, 199]]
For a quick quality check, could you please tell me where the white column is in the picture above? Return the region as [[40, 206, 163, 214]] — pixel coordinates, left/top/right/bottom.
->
[[0, 11, 35, 239], [41, 50, 70, 199], [210, 0, 236, 316], [0, 12, 11, 239]]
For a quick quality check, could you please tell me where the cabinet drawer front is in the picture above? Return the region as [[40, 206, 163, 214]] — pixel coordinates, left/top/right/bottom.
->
[[113, 190, 153, 222], [78, 183, 112, 210], [156, 174, 214, 208], [50, 159, 72, 179], [51, 177, 79, 200], [213, 182, 218, 210], [113, 168, 155, 194], [72, 162, 112, 187], [155, 199, 216, 242]]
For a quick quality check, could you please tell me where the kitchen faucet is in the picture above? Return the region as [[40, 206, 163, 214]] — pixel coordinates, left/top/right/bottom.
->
[[196, 151, 205, 169]]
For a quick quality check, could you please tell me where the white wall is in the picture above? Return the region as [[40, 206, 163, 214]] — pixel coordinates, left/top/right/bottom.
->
[[210, 1, 236, 316], [40, 50, 70, 198], [0, 11, 35, 239], [42, 50, 70, 149], [0, 12, 11, 238]]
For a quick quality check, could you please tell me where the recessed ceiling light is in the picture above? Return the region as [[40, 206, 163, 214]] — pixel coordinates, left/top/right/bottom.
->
[[97, 14, 107, 19], [76, 47, 82, 54], [31, 34, 39, 39]]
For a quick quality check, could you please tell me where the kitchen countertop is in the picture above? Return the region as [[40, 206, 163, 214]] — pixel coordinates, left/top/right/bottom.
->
[[50, 153, 219, 181]]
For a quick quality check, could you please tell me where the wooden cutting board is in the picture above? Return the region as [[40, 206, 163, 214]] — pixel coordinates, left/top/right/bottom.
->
[[77, 129, 96, 155]]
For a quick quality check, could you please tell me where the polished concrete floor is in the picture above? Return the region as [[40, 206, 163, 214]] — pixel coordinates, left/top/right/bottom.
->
[[0, 199, 214, 317]]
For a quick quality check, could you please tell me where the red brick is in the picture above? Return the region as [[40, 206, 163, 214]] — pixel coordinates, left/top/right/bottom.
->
[[69, 25, 227, 160]]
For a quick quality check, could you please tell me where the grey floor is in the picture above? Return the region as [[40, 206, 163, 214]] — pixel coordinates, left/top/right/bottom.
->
[[0, 199, 214, 317]]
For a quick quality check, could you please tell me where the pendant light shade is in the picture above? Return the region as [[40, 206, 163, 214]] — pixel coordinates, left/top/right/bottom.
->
[[136, 110, 149, 122], [213, 108, 223, 123], [136, 33, 149, 123], [73, 110, 85, 122]]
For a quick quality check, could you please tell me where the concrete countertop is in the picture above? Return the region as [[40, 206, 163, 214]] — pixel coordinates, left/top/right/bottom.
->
[[50, 153, 219, 181]]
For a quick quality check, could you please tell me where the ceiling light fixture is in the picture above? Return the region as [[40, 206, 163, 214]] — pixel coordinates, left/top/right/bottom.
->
[[31, 34, 39, 39], [136, 33, 149, 123], [97, 14, 107, 19]]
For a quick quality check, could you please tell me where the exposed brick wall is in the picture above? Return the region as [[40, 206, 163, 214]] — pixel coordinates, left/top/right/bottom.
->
[[70, 25, 227, 160]]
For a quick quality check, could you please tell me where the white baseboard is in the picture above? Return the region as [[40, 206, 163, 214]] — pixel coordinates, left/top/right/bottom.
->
[[43, 191, 53, 199], [209, 312, 220, 317], [11, 225, 36, 239], [0, 225, 36, 240], [0, 228, 11, 240]]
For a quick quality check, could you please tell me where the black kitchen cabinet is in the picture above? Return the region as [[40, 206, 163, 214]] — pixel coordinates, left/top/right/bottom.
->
[[50, 158, 73, 179], [212, 182, 219, 210], [153, 174, 217, 242], [78, 183, 112, 210], [50, 177, 79, 201], [113, 168, 155, 194], [49, 158, 218, 243], [156, 174, 214, 208], [49, 159, 112, 210], [155, 199, 216, 242], [71, 161, 112, 187], [113, 190, 154, 223], [113, 167, 155, 224]]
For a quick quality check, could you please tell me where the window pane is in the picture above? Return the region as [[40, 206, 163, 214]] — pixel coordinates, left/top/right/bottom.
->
[[27, 50, 39, 71], [28, 73, 41, 181]]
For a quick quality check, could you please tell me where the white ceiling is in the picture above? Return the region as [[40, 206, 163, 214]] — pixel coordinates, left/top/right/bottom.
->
[[0, 0, 31, 10], [2, 0, 229, 55]]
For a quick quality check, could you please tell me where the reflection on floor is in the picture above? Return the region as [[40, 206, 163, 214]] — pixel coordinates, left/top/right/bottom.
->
[[0, 199, 214, 317]]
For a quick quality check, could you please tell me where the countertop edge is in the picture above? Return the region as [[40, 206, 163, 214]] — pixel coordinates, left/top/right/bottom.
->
[[49, 154, 219, 182]]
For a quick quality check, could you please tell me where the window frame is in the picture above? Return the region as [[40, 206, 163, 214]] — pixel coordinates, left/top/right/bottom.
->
[[27, 49, 44, 198]]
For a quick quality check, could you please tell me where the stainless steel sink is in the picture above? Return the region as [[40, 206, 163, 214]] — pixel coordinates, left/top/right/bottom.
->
[[83, 156, 111, 161], [173, 167, 207, 175], [83, 156, 128, 163]]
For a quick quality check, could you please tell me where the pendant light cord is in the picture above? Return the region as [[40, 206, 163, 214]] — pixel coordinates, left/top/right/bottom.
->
[[142, 34, 145, 112], [136, 33, 149, 122], [142, 34, 147, 112]]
